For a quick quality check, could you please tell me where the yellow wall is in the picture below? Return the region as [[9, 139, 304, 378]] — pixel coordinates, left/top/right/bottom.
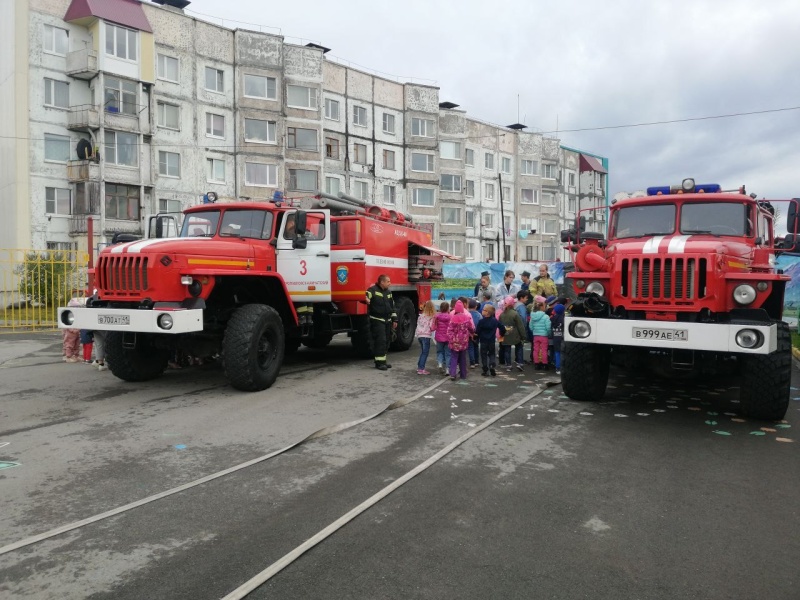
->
[[140, 31, 154, 83]]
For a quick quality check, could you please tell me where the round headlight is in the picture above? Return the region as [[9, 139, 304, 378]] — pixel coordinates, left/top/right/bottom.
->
[[756, 282, 768, 292], [733, 284, 757, 305], [570, 320, 592, 339], [61, 310, 75, 326], [586, 282, 605, 296], [575, 279, 586, 289], [735, 329, 761, 349], [157, 313, 174, 330]]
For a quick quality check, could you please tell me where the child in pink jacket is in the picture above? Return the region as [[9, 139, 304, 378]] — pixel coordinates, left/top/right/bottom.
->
[[434, 301, 451, 375], [447, 300, 476, 380]]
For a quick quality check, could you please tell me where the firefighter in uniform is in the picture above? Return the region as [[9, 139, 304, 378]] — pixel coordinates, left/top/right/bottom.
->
[[365, 274, 398, 370]]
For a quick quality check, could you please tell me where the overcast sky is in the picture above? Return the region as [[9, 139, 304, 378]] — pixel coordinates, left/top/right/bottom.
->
[[187, 0, 800, 205]]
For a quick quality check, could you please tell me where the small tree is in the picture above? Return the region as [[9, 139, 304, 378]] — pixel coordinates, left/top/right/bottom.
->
[[15, 251, 78, 309]]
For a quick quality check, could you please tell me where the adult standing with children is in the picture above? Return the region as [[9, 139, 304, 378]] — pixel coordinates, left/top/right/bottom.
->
[[365, 274, 397, 371], [534, 264, 558, 299]]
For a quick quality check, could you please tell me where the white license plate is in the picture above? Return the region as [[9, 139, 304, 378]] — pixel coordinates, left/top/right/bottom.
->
[[97, 314, 130, 326], [632, 327, 687, 341]]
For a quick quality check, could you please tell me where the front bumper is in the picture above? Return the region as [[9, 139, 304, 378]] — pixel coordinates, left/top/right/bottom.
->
[[57, 307, 203, 334], [564, 317, 777, 355]]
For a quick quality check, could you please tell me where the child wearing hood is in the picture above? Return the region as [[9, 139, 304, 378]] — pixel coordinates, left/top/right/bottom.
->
[[529, 299, 552, 370], [415, 300, 437, 375], [498, 295, 527, 371], [551, 303, 566, 374], [467, 299, 481, 368], [447, 300, 476, 380], [434, 301, 452, 375], [476, 304, 505, 376]]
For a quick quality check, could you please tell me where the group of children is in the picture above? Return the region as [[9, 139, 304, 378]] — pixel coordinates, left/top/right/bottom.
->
[[415, 293, 567, 380], [61, 298, 108, 370]]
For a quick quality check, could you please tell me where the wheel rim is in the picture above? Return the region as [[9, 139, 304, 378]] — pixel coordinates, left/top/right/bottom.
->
[[256, 327, 278, 369]]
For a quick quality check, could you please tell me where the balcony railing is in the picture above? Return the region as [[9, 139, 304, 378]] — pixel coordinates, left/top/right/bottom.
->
[[68, 104, 100, 130], [67, 160, 100, 183], [66, 48, 98, 79]]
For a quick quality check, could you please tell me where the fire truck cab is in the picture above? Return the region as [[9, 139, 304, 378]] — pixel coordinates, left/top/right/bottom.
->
[[560, 178, 794, 421]]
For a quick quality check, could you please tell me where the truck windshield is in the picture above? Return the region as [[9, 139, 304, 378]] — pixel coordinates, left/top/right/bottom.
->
[[181, 211, 220, 237], [612, 204, 676, 239], [219, 210, 274, 240], [680, 202, 750, 236]]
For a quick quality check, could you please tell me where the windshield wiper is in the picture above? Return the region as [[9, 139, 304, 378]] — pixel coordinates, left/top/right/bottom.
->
[[682, 229, 722, 237]]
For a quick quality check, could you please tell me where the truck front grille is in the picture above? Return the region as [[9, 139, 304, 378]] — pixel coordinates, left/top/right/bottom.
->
[[97, 255, 149, 295], [620, 257, 706, 303]]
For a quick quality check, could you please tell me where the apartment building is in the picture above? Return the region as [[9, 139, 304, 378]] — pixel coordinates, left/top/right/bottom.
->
[[0, 0, 608, 264]]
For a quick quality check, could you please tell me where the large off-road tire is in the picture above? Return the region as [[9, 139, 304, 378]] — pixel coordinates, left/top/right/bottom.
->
[[105, 332, 169, 382], [350, 316, 373, 359], [739, 320, 791, 421], [223, 304, 284, 391], [561, 341, 611, 402], [389, 296, 416, 352], [302, 334, 334, 349]]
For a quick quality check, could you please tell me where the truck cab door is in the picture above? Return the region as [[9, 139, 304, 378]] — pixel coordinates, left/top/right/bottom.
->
[[276, 210, 331, 302]]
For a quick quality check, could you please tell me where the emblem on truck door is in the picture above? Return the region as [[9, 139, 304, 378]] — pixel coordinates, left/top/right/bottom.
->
[[336, 265, 349, 285]]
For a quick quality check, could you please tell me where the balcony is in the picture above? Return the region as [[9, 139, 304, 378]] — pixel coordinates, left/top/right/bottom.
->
[[66, 48, 98, 80], [68, 105, 100, 131], [67, 159, 100, 183], [69, 213, 99, 235], [104, 219, 143, 236]]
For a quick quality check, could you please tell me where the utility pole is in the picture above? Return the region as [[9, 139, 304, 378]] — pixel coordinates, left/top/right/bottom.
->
[[498, 172, 507, 261]]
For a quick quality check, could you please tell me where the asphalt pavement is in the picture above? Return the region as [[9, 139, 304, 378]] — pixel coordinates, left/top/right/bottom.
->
[[0, 332, 798, 599]]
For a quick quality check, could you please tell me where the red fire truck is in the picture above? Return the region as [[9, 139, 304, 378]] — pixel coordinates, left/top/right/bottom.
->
[[560, 178, 794, 420], [58, 194, 453, 390]]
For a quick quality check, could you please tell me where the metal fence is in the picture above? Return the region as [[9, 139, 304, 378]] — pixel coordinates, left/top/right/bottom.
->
[[0, 249, 90, 332]]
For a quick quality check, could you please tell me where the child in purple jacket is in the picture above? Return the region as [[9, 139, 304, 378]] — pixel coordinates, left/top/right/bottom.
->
[[434, 301, 451, 375], [447, 300, 476, 380]]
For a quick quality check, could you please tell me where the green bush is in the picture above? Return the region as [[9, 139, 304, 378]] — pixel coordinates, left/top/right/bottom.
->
[[15, 251, 78, 309]]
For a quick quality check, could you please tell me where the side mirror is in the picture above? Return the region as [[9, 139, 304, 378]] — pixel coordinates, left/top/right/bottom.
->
[[578, 216, 586, 232], [295, 211, 308, 237], [560, 229, 574, 243], [788, 199, 800, 233], [155, 216, 164, 238], [292, 238, 308, 250]]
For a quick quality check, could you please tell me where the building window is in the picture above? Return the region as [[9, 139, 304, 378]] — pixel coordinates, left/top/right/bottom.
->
[[466, 210, 475, 228], [411, 117, 434, 137], [158, 151, 180, 178], [44, 133, 69, 162], [483, 213, 494, 227], [484, 152, 495, 170], [521, 188, 538, 204], [465, 180, 475, 197], [521, 159, 538, 175], [74, 183, 96, 214], [466, 242, 475, 260], [440, 141, 461, 160], [484, 183, 495, 200], [440, 174, 462, 192], [383, 185, 396, 205], [45, 187, 71, 214], [244, 118, 276, 144], [325, 98, 339, 121], [542, 219, 558, 235], [105, 23, 137, 61], [542, 192, 556, 207], [289, 169, 317, 191], [287, 84, 317, 109], [501, 156, 511, 173], [569, 172, 576, 187], [442, 239, 463, 257], [485, 244, 495, 261], [353, 105, 367, 127], [287, 127, 317, 151], [43, 25, 68, 56], [157, 102, 180, 130], [465, 148, 474, 166], [354, 143, 367, 165], [502, 186, 511, 203], [44, 78, 69, 109], [542, 163, 556, 179], [204, 67, 224, 93], [325, 176, 340, 195], [159, 198, 182, 213], [104, 77, 137, 115], [383, 149, 395, 170], [104, 131, 138, 167], [105, 183, 140, 220], [354, 180, 368, 200], [411, 152, 434, 172], [568, 195, 577, 212], [382, 113, 395, 134], [541, 246, 556, 261], [157, 54, 179, 82], [207, 158, 225, 183], [525, 246, 538, 261], [325, 137, 340, 159], [441, 207, 461, 224], [412, 188, 435, 207], [206, 113, 224, 138], [244, 74, 277, 100], [47, 241, 77, 252], [245, 162, 277, 187], [504, 216, 512, 233]]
